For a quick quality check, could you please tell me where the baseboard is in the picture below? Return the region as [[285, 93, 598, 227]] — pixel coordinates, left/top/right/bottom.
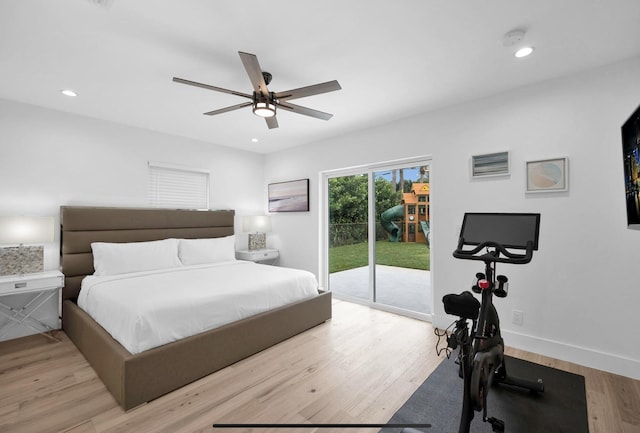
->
[[432, 314, 640, 380]]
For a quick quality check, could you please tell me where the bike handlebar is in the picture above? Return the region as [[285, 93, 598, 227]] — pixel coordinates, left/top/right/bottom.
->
[[453, 240, 534, 264]]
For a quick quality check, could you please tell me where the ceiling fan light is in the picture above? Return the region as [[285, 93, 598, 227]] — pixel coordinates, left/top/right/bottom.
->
[[253, 101, 276, 118]]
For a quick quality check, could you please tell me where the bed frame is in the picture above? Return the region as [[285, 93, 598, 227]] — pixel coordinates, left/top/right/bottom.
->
[[60, 206, 332, 410]]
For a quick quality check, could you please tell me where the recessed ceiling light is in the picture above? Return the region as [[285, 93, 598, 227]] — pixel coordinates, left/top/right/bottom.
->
[[251, 138, 259, 143], [61, 89, 78, 97], [515, 46, 534, 58]]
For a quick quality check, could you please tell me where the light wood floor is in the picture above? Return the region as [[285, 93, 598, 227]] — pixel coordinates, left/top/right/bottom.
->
[[1, 300, 638, 433]]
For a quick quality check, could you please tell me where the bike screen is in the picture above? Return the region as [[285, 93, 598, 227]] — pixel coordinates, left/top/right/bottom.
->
[[458, 213, 540, 251]]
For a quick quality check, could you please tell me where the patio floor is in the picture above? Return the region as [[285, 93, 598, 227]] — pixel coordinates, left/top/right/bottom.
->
[[329, 265, 432, 314]]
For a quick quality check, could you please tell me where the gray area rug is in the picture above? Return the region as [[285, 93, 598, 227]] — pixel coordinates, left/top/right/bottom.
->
[[382, 355, 589, 433]]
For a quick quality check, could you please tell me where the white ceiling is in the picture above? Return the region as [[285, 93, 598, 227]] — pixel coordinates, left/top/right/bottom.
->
[[1, 1, 640, 154]]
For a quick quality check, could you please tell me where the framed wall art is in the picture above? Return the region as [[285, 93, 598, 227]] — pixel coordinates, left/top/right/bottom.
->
[[471, 151, 510, 178], [526, 157, 569, 193], [268, 178, 310, 212]]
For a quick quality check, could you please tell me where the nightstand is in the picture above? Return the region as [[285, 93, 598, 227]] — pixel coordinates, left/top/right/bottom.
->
[[0, 270, 64, 341], [236, 248, 279, 264]]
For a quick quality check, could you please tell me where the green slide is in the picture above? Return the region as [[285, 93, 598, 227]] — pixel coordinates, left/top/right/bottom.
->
[[419, 220, 431, 245], [380, 204, 405, 242]]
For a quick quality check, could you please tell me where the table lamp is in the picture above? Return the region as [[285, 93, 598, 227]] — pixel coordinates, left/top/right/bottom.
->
[[0, 216, 55, 275], [243, 215, 271, 250]]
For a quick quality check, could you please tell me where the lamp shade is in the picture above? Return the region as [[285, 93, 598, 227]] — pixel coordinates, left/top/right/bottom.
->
[[0, 216, 55, 244], [243, 215, 272, 233]]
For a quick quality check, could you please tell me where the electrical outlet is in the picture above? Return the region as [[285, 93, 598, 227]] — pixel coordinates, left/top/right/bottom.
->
[[512, 310, 524, 326]]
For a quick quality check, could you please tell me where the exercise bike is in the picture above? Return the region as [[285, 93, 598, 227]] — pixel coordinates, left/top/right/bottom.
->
[[438, 213, 544, 433]]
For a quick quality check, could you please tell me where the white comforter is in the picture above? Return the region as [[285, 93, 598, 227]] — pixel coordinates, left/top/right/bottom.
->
[[78, 261, 319, 354]]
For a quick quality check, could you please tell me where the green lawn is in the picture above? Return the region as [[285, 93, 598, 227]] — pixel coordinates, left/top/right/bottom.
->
[[329, 241, 430, 273]]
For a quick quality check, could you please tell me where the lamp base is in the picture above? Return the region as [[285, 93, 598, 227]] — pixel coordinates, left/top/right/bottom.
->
[[248, 233, 266, 251], [0, 246, 44, 276]]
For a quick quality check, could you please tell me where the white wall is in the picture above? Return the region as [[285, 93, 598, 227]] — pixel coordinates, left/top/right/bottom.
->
[[265, 56, 640, 379], [2, 55, 639, 378], [0, 99, 266, 339]]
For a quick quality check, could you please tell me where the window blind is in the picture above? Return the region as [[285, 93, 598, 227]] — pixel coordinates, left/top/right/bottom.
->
[[148, 161, 210, 209]]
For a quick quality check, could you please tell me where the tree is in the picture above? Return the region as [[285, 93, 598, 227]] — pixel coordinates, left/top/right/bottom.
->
[[329, 175, 402, 223], [328, 175, 403, 246], [374, 176, 400, 220], [328, 175, 368, 224], [419, 165, 430, 182]]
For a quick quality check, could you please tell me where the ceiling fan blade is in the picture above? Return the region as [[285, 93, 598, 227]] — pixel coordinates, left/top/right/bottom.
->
[[238, 51, 269, 95], [203, 102, 252, 116], [266, 116, 279, 129], [277, 102, 333, 120], [274, 80, 342, 101], [173, 77, 252, 99]]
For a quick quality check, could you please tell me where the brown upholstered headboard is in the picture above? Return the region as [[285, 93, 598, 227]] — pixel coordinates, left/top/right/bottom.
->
[[60, 206, 235, 302]]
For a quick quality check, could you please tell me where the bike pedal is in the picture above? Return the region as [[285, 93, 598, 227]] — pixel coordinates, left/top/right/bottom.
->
[[487, 417, 505, 432], [494, 288, 507, 298]]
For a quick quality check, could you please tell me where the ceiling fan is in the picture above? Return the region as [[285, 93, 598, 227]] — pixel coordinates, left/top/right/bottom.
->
[[173, 51, 341, 129]]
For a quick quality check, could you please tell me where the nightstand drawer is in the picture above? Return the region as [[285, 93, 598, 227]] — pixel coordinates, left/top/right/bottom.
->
[[0, 272, 64, 295], [253, 250, 278, 261], [236, 249, 279, 262]]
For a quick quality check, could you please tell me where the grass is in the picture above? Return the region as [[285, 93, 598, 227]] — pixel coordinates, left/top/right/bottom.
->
[[329, 241, 430, 273]]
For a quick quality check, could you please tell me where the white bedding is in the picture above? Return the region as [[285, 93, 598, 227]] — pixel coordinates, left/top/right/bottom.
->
[[78, 260, 319, 354]]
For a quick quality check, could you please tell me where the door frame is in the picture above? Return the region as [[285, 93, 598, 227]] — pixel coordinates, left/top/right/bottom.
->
[[320, 155, 433, 321]]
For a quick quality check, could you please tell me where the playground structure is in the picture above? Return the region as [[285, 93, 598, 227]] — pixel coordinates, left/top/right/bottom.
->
[[380, 182, 430, 244]]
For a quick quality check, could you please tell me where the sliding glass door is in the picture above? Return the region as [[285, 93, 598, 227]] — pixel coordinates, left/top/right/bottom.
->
[[372, 165, 430, 314], [327, 172, 370, 302], [325, 159, 432, 319]]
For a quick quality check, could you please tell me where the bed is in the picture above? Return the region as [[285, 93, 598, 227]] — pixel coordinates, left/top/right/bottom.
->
[[60, 206, 332, 410]]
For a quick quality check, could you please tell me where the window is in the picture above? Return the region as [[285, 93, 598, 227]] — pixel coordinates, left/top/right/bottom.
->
[[147, 161, 210, 209]]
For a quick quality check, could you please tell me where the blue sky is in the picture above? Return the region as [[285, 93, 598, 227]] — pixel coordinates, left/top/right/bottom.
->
[[375, 167, 425, 182]]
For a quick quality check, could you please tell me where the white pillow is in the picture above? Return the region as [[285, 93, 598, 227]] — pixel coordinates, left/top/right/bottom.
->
[[178, 235, 236, 265], [91, 238, 182, 276]]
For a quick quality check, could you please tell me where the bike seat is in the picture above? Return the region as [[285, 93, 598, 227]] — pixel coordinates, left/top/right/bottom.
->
[[443, 291, 481, 320]]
